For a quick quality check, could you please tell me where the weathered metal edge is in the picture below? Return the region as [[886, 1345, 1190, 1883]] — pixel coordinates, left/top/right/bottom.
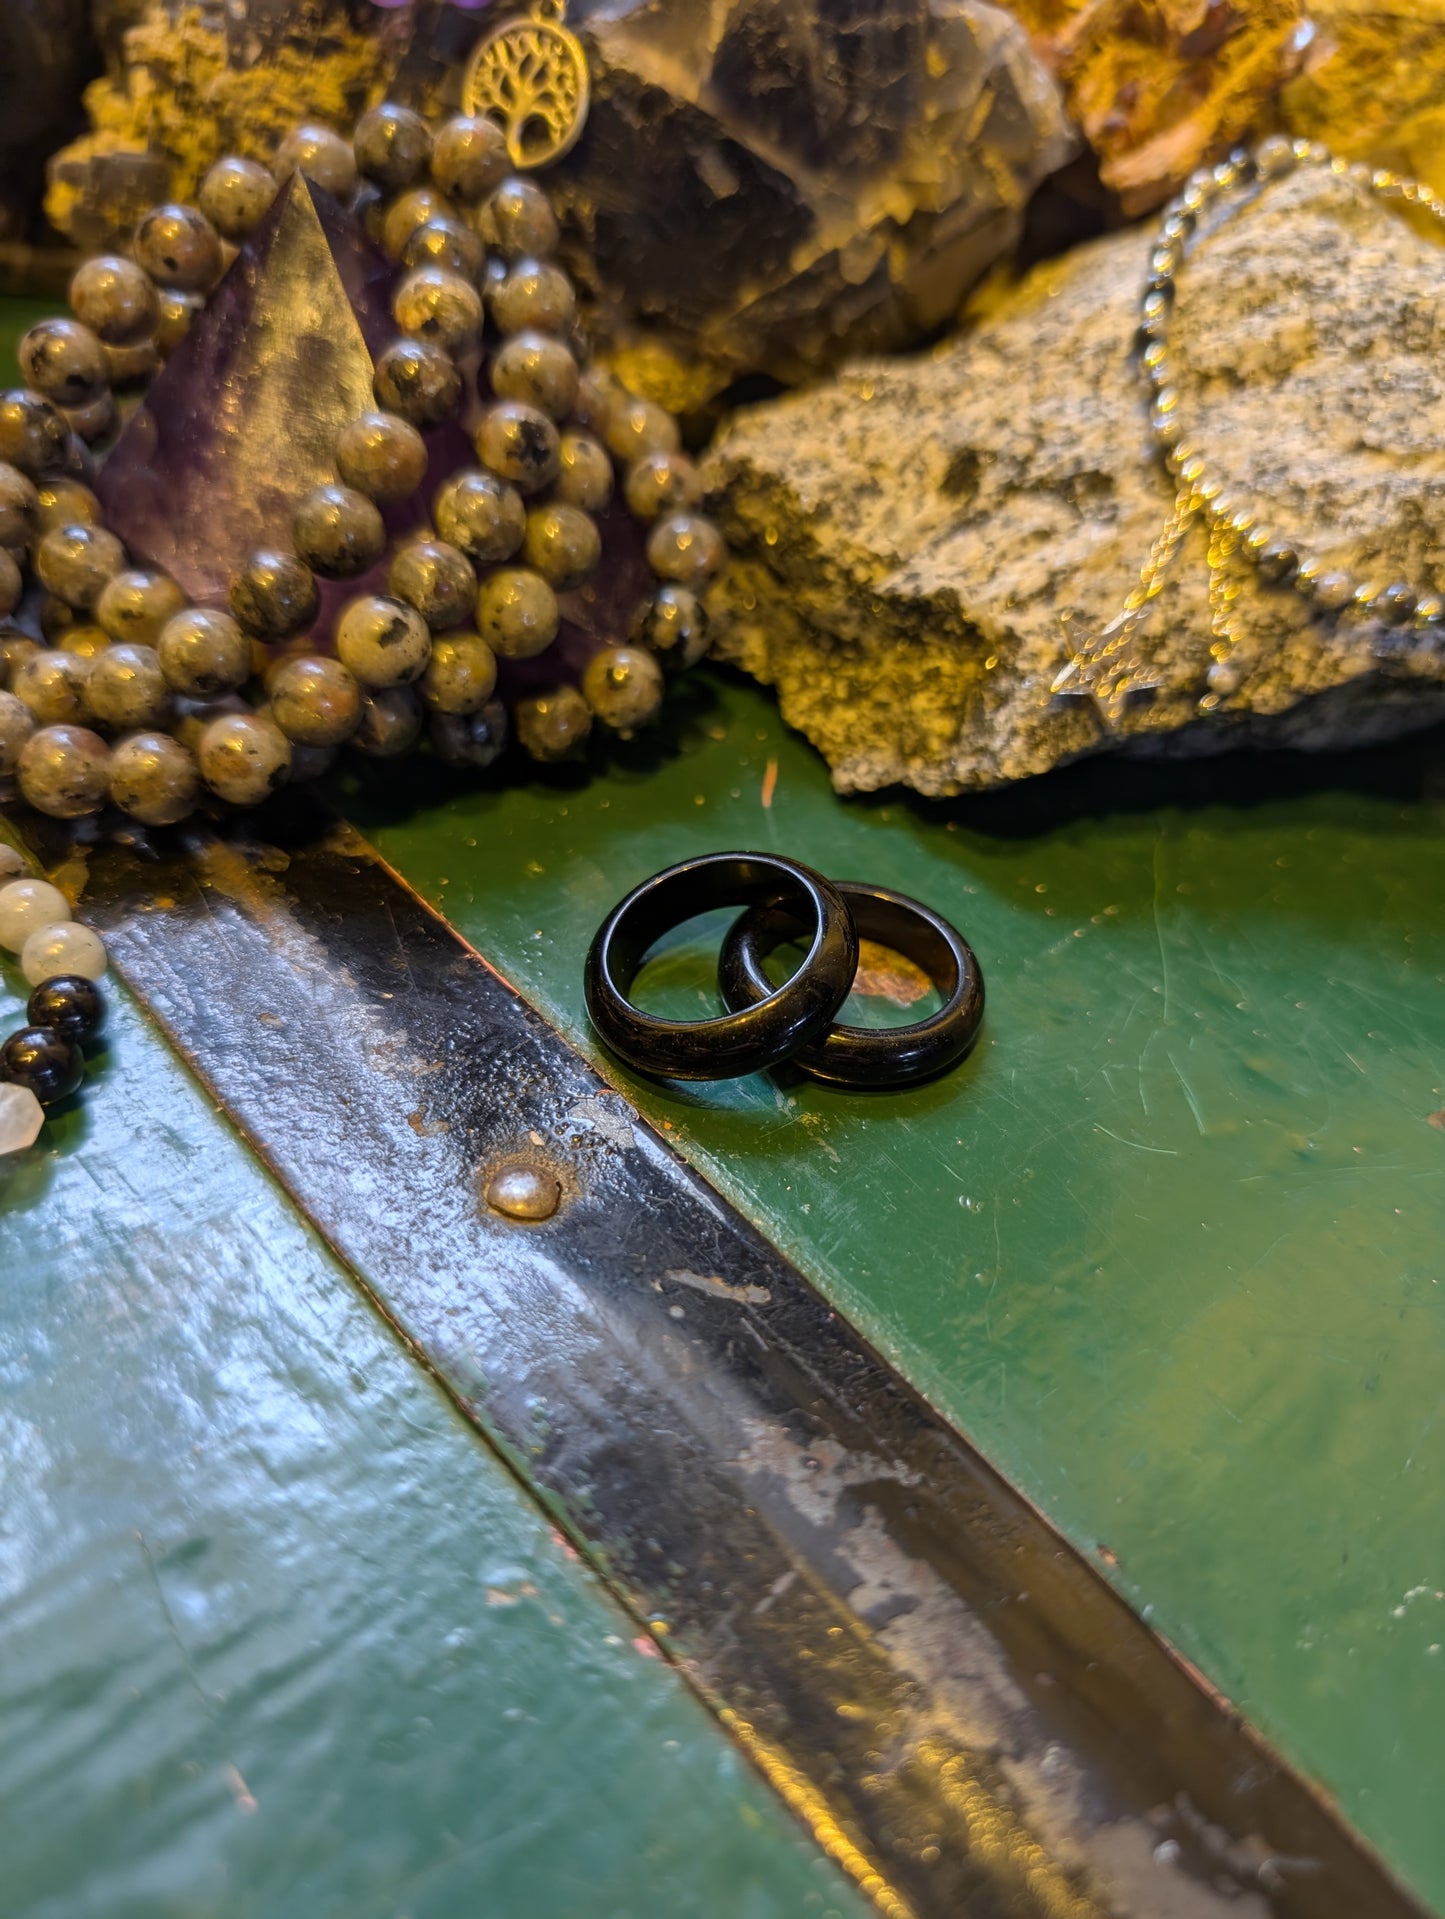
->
[[51, 799, 1428, 1919]]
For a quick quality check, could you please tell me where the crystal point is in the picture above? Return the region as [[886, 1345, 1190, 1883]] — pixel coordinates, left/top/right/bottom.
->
[[97, 174, 388, 604]]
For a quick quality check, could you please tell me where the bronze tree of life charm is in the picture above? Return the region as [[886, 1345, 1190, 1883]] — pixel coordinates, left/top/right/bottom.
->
[[462, 0, 591, 171]]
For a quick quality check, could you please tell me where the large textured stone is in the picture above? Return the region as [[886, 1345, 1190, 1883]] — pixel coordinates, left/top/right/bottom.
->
[[707, 163, 1445, 796]]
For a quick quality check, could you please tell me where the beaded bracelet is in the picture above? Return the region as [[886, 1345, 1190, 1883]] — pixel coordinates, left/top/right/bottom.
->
[[1054, 135, 1445, 721], [0, 852, 108, 1155], [0, 91, 722, 826]]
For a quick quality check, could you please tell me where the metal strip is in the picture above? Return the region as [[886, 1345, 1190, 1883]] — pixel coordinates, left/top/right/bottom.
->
[[64, 801, 1424, 1919]]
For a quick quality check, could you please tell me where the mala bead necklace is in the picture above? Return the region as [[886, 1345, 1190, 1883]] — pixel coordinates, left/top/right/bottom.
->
[[0, 850, 108, 1155], [1054, 136, 1445, 721], [0, 72, 724, 827]]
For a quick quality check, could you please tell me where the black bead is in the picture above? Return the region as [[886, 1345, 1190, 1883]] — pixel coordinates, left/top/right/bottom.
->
[[27, 974, 105, 1044], [1, 1024, 84, 1105]]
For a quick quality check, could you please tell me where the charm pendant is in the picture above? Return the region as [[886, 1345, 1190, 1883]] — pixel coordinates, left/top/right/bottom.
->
[[462, 0, 590, 171]]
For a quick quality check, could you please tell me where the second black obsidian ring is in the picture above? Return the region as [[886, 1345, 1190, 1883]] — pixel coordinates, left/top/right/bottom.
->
[[718, 880, 985, 1089], [584, 852, 859, 1081]]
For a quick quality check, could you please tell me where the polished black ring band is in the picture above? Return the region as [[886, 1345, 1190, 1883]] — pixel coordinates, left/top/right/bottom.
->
[[584, 852, 859, 1082], [717, 880, 984, 1089]]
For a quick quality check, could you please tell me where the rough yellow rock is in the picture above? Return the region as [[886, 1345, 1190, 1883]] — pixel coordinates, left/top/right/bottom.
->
[[1283, 1, 1445, 195], [46, 2, 388, 246], [1009, 0, 1307, 213]]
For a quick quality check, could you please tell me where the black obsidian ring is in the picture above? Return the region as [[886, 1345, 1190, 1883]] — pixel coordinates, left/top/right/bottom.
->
[[585, 853, 858, 1081], [718, 880, 984, 1089]]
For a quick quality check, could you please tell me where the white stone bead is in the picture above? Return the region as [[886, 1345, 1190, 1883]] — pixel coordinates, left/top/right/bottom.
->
[[0, 844, 27, 877], [0, 1081, 44, 1155], [20, 919, 107, 986], [0, 878, 71, 953]]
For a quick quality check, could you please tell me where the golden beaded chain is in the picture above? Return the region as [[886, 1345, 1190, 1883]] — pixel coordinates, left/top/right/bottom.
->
[[1054, 134, 1445, 723]]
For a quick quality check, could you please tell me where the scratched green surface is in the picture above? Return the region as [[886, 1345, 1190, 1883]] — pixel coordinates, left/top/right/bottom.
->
[[350, 673, 1445, 1913], [0, 963, 868, 1919]]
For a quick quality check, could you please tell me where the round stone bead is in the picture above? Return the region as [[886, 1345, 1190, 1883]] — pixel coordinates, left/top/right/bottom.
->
[[646, 512, 725, 589], [633, 584, 709, 671], [19, 319, 109, 408], [103, 339, 161, 387], [373, 337, 462, 429], [286, 739, 338, 784], [0, 689, 35, 774], [521, 503, 600, 590], [0, 390, 69, 478], [14, 651, 91, 725], [199, 155, 277, 239], [16, 724, 110, 818], [269, 654, 363, 745], [21, 920, 107, 987], [0, 1025, 83, 1106], [134, 203, 222, 291], [433, 469, 526, 565], [155, 288, 204, 357], [1251, 539, 1296, 584], [581, 644, 664, 734], [1371, 582, 1418, 625], [0, 1078, 44, 1152], [354, 103, 433, 193], [429, 699, 508, 769], [382, 187, 456, 263], [0, 548, 19, 618], [624, 450, 703, 522], [491, 332, 579, 422], [36, 521, 125, 608], [28, 973, 105, 1044], [69, 254, 159, 345], [197, 710, 292, 805], [388, 538, 475, 630], [515, 684, 591, 762], [1, 635, 40, 689], [432, 116, 509, 204], [0, 845, 25, 877], [572, 371, 614, 439], [0, 460, 37, 546], [475, 568, 560, 659], [0, 878, 70, 951], [352, 684, 423, 758], [605, 396, 681, 464], [555, 434, 614, 513], [486, 176, 559, 260], [335, 594, 432, 687], [275, 123, 358, 198], [335, 409, 428, 504], [58, 623, 109, 663], [157, 607, 251, 697], [402, 216, 487, 283], [108, 728, 201, 825], [96, 567, 186, 646], [34, 477, 99, 531], [85, 642, 171, 730], [393, 266, 484, 353], [229, 547, 318, 641], [488, 258, 576, 336], [420, 630, 497, 714], [293, 483, 386, 578], [475, 402, 560, 496], [62, 392, 117, 444]]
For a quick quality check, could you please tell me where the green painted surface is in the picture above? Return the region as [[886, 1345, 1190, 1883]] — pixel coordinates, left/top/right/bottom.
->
[[351, 674, 1445, 1912], [0, 965, 868, 1919]]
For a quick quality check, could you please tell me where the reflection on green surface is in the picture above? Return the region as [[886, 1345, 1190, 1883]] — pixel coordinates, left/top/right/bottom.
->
[[0, 976, 867, 1919], [352, 670, 1445, 1912]]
